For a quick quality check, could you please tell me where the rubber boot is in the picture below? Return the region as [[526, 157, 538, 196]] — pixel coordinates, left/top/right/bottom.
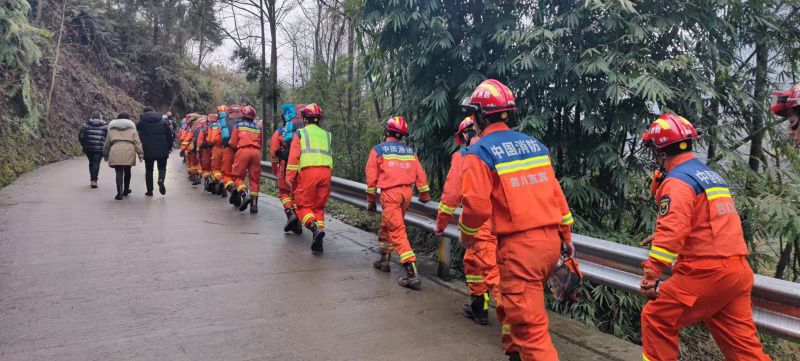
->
[[507, 352, 521, 361], [308, 221, 325, 254], [229, 188, 241, 207], [462, 293, 490, 325], [398, 262, 421, 290], [249, 196, 258, 214], [238, 192, 252, 211], [283, 209, 302, 234], [372, 251, 390, 272]]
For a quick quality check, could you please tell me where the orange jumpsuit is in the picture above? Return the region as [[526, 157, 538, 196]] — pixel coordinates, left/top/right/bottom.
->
[[285, 124, 332, 229], [270, 129, 294, 210], [222, 118, 241, 190], [436, 138, 499, 297], [641, 153, 770, 361], [197, 122, 212, 180], [206, 119, 224, 181], [179, 121, 195, 173], [230, 120, 263, 197], [365, 137, 430, 264], [460, 122, 573, 361], [189, 120, 207, 175]]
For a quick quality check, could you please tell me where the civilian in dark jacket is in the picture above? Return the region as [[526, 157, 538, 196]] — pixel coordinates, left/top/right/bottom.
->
[[137, 106, 175, 196], [78, 111, 108, 188]]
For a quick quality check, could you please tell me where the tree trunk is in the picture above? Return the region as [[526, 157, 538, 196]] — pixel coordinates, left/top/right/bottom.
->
[[260, 0, 268, 159], [775, 237, 795, 279], [749, 40, 768, 173], [268, 0, 278, 134], [46, 0, 69, 119]]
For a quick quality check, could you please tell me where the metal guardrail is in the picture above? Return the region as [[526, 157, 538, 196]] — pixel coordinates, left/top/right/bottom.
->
[[261, 161, 800, 342]]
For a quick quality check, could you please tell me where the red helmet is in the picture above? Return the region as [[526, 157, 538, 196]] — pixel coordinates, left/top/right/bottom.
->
[[455, 116, 475, 145], [227, 105, 243, 118], [301, 103, 323, 119], [385, 116, 409, 135], [208, 113, 219, 122], [641, 114, 698, 150], [770, 84, 800, 117], [465, 79, 517, 116], [242, 105, 256, 120], [216, 105, 228, 113]]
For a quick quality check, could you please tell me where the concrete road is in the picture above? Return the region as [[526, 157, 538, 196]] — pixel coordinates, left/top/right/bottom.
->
[[0, 154, 640, 361]]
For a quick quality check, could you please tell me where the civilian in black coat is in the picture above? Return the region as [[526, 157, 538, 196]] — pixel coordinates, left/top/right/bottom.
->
[[78, 111, 108, 188], [137, 106, 175, 196]]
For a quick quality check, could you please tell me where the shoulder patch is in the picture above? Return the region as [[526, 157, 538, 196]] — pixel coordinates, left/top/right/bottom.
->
[[658, 195, 671, 216]]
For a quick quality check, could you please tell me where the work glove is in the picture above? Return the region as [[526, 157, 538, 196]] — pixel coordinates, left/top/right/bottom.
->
[[419, 191, 431, 203], [640, 264, 661, 300], [367, 201, 377, 213], [561, 240, 576, 259]]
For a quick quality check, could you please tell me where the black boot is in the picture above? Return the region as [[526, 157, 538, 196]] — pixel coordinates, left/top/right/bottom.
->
[[216, 182, 227, 197], [507, 352, 521, 361], [372, 251, 390, 272], [249, 196, 259, 214], [229, 188, 241, 207], [158, 178, 166, 195], [191, 174, 201, 185], [205, 177, 213, 193], [308, 221, 325, 254], [462, 294, 490, 325], [283, 209, 302, 234], [398, 261, 421, 290], [238, 192, 252, 211]]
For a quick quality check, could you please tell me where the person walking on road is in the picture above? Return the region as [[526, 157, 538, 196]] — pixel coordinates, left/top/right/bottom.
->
[[639, 114, 770, 361], [137, 106, 174, 196], [365, 115, 431, 289], [459, 79, 575, 361], [103, 112, 144, 200], [285, 103, 333, 253], [78, 111, 108, 188]]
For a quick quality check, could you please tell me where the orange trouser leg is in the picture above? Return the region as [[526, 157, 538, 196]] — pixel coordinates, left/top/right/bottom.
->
[[201, 148, 212, 178], [233, 147, 260, 195], [294, 167, 331, 227], [211, 145, 224, 181], [276, 163, 294, 210], [464, 219, 499, 296], [641, 257, 770, 361], [380, 186, 415, 264], [221, 147, 236, 189], [497, 227, 561, 361], [187, 151, 198, 174]]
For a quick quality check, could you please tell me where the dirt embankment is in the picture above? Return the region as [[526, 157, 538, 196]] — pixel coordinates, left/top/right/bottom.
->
[[1, 44, 143, 187]]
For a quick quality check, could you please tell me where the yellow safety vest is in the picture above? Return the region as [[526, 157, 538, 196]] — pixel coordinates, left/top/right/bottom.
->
[[298, 124, 333, 168]]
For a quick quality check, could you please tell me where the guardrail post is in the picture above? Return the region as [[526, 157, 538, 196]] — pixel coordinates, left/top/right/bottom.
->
[[437, 237, 451, 279]]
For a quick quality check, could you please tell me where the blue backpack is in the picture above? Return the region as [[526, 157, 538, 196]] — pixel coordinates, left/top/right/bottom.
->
[[219, 112, 231, 142]]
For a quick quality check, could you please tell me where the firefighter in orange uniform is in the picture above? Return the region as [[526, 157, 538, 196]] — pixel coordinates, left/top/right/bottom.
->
[[223, 105, 244, 207], [207, 105, 227, 196], [199, 113, 215, 191], [179, 114, 194, 173], [459, 79, 574, 361], [285, 103, 332, 253], [230, 105, 262, 214], [189, 114, 207, 185], [270, 107, 302, 234], [434, 116, 499, 326], [770, 83, 800, 146], [365, 116, 431, 289], [639, 114, 770, 361]]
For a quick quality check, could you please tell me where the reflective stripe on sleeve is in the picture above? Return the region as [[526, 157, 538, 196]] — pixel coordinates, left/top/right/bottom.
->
[[438, 202, 456, 215], [649, 245, 678, 263], [465, 275, 484, 283], [418, 184, 430, 192], [366, 187, 376, 194], [561, 212, 574, 225]]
